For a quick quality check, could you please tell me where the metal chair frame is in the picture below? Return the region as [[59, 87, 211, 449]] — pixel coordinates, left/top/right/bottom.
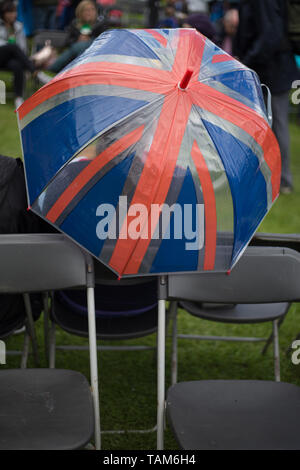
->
[[46, 272, 170, 436], [155, 245, 300, 449], [0, 233, 101, 449]]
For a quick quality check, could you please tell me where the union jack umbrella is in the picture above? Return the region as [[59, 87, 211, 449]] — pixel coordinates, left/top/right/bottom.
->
[[17, 28, 281, 277]]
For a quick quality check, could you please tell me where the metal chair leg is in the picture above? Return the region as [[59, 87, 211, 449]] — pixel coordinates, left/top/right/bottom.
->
[[48, 292, 57, 368], [87, 286, 101, 450], [49, 320, 56, 369], [21, 332, 30, 369], [43, 292, 50, 360], [273, 319, 280, 382], [170, 301, 178, 386], [23, 293, 39, 366], [157, 298, 166, 450], [262, 315, 285, 355]]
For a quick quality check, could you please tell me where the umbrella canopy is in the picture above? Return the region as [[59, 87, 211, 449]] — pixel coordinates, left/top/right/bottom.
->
[[17, 28, 281, 277]]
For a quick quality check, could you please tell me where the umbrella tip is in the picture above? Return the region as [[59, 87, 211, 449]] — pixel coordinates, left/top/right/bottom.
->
[[178, 69, 193, 90], [27, 206, 31, 211], [226, 269, 231, 275], [118, 275, 122, 281]]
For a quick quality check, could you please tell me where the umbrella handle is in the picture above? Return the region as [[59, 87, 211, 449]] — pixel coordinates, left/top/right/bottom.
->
[[261, 84, 273, 128]]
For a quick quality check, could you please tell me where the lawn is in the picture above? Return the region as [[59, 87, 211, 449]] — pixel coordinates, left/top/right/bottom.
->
[[0, 88, 300, 450]]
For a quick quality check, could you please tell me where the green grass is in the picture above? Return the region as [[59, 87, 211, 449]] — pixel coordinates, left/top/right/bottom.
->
[[1, 90, 300, 450]]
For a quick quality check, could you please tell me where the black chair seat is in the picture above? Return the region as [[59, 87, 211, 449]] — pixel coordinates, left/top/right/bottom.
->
[[53, 293, 159, 340], [167, 380, 300, 450], [0, 369, 94, 450], [179, 301, 289, 324]]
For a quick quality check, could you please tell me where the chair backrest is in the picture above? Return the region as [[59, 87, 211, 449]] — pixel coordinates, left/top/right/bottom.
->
[[162, 246, 300, 304], [31, 30, 68, 54], [0, 233, 94, 293], [252, 232, 300, 252]]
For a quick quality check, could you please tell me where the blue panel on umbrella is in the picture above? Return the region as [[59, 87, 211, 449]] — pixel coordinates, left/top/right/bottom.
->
[[212, 70, 266, 112], [202, 119, 268, 265], [150, 168, 200, 273], [60, 152, 135, 259], [87, 29, 161, 60], [22, 94, 148, 204]]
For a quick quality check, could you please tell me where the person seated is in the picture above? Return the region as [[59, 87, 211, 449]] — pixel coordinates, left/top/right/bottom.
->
[[0, 0, 49, 108], [47, 0, 106, 74]]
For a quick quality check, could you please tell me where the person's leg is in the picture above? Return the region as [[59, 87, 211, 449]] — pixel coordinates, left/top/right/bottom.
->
[[70, 40, 92, 56], [47, 47, 75, 73], [0, 44, 35, 73], [271, 91, 293, 190], [48, 40, 92, 73], [6, 58, 24, 98]]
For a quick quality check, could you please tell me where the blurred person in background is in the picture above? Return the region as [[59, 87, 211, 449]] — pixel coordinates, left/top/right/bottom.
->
[[32, 0, 58, 30], [157, 3, 179, 28], [215, 7, 238, 54], [182, 10, 217, 43], [186, 0, 208, 14], [56, 0, 74, 30], [46, 0, 106, 74], [209, 0, 224, 23], [17, 0, 34, 37], [234, 0, 298, 194], [0, 1, 27, 51], [148, 0, 160, 27], [0, 0, 49, 107]]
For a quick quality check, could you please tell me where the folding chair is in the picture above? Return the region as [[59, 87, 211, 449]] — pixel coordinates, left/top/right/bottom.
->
[[30, 29, 68, 55], [155, 245, 300, 449], [171, 232, 300, 384], [171, 300, 289, 383], [0, 233, 100, 450], [46, 260, 169, 435], [252, 233, 300, 354]]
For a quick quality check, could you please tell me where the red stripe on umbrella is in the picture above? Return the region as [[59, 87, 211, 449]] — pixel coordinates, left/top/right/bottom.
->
[[212, 54, 234, 63], [144, 30, 168, 47], [189, 83, 281, 200], [46, 125, 144, 223], [18, 64, 173, 120], [108, 33, 206, 276]]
